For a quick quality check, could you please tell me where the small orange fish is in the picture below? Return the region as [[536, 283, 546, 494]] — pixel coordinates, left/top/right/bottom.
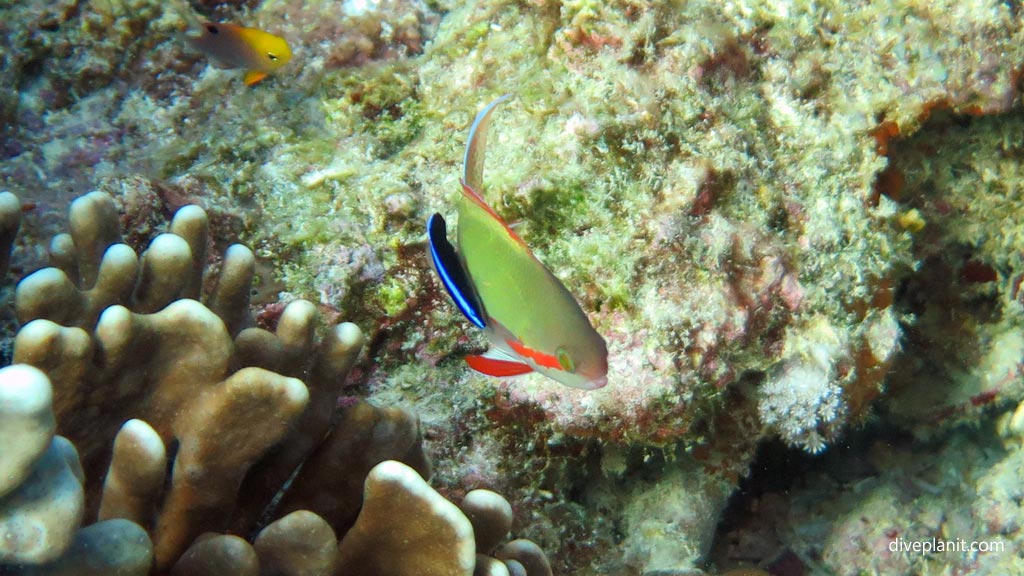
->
[[187, 22, 292, 86]]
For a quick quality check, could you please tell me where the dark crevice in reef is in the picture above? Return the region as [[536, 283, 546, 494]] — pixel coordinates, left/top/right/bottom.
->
[[878, 105, 1024, 425], [707, 104, 1024, 575], [707, 422, 915, 575]]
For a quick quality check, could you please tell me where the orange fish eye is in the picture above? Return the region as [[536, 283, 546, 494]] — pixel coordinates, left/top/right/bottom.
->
[[556, 348, 575, 373], [206, 24, 219, 34], [267, 52, 278, 61]]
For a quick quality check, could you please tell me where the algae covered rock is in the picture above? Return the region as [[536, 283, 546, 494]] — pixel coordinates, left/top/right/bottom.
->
[[1, 0, 1024, 573]]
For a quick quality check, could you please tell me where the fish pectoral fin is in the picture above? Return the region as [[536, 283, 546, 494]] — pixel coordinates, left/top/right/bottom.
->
[[427, 213, 487, 329], [244, 70, 268, 85], [466, 352, 534, 377]]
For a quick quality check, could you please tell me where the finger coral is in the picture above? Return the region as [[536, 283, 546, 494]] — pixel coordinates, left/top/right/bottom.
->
[[0, 364, 112, 566], [0, 192, 21, 279], [153, 367, 309, 569], [2, 193, 349, 569], [0, 364, 549, 575], [1, 190, 549, 576], [18, 519, 153, 576], [460, 490, 553, 576], [459, 489, 513, 555], [334, 460, 476, 576], [9, 193, 285, 473], [16, 192, 136, 329], [252, 510, 338, 576], [0, 364, 55, 499], [98, 419, 165, 528], [269, 399, 430, 532], [169, 534, 258, 576]]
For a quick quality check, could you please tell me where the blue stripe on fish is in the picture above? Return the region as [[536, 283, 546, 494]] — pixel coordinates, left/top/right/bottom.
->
[[427, 213, 487, 329]]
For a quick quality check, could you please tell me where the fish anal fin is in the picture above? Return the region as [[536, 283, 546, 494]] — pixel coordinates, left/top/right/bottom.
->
[[466, 353, 534, 377], [244, 70, 268, 86]]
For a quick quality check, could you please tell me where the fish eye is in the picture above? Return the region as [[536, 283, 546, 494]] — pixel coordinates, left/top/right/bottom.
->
[[206, 24, 219, 34], [267, 52, 278, 61], [556, 348, 575, 373]]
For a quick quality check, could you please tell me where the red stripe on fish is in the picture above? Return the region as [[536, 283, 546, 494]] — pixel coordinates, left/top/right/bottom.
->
[[506, 339, 562, 371]]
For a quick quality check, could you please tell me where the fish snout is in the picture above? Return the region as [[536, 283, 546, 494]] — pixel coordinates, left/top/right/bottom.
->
[[585, 374, 608, 390]]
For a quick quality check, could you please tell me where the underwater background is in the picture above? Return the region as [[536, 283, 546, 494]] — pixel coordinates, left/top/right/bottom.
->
[[1, 0, 1023, 574]]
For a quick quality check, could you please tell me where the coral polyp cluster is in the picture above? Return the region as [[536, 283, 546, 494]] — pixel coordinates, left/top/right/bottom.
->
[[758, 352, 845, 454]]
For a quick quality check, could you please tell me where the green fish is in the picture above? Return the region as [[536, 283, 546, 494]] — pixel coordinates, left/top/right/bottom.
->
[[428, 96, 609, 390]]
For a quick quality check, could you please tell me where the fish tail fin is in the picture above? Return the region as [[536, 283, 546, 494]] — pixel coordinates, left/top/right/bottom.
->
[[427, 213, 487, 328]]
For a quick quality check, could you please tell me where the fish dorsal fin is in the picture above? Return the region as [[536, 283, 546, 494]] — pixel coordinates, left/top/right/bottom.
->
[[427, 213, 487, 329], [463, 94, 511, 193], [459, 95, 529, 250], [459, 180, 529, 249]]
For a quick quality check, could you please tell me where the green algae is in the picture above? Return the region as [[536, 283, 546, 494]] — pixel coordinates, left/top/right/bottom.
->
[[327, 66, 426, 158], [374, 275, 413, 318]]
